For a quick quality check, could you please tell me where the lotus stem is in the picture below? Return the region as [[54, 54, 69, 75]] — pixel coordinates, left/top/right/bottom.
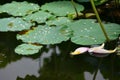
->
[[90, 0, 110, 41], [115, 0, 120, 8], [71, 0, 79, 18]]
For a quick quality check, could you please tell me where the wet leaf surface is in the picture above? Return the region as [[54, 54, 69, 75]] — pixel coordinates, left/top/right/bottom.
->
[[67, 19, 120, 45], [15, 43, 43, 55], [23, 11, 54, 23], [17, 25, 72, 44], [0, 1, 40, 16], [41, 1, 84, 16], [46, 17, 72, 26], [0, 17, 32, 32]]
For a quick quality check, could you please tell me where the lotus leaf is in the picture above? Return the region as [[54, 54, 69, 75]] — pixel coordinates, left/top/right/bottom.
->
[[0, 1, 40, 16], [17, 25, 72, 44], [0, 17, 32, 32], [41, 1, 84, 16], [68, 19, 120, 45], [15, 43, 43, 55], [46, 17, 72, 26], [23, 11, 54, 23]]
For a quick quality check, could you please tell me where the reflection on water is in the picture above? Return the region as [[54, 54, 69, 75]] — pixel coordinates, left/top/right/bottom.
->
[[84, 70, 104, 80], [0, 32, 120, 80], [0, 57, 39, 80]]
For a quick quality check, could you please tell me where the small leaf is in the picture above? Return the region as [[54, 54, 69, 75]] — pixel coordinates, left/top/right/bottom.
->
[[41, 1, 84, 16], [0, 1, 40, 16], [17, 25, 72, 44], [23, 11, 54, 23], [46, 17, 72, 26], [0, 17, 32, 32], [15, 43, 43, 55]]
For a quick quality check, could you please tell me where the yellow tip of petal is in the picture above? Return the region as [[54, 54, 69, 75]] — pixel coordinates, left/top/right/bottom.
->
[[101, 43, 105, 48], [108, 48, 117, 54], [70, 51, 81, 55]]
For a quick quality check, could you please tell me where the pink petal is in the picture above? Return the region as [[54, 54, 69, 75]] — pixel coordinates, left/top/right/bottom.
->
[[70, 47, 89, 55], [89, 43, 105, 52], [88, 48, 117, 54]]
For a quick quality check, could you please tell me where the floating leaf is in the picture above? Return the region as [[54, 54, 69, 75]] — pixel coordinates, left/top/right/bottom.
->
[[0, 1, 40, 16], [0, 17, 32, 32], [17, 25, 72, 44], [41, 1, 84, 16], [68, 19, 120, 45], [23, 11, 54, 23], [15, 43, 43, 55], [46, 17, 72, 26]]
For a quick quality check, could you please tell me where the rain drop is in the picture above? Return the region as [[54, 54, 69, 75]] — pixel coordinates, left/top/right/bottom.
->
[[113, 32, 117, 35]]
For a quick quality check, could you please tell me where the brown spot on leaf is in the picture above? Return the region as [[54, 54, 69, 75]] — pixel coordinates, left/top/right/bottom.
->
[[26, 10, 33, 14], [18, 30, 29, 35], [8, 22, 13, 28]]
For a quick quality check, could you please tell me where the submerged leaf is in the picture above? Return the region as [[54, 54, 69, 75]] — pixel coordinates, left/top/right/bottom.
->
[[23, 11, 54, 23], [17, 25, 72, 44], [0, 1, 40, 16], [76, 0, 108, 5], [15, 43, 43, 55], [68, 19, 120, 45], [76, 0, 89, 2], [41, 1, 84, 16], [94, 0, 108, 5], [0, 17, 32, 32], [117, 46, 120, 55]]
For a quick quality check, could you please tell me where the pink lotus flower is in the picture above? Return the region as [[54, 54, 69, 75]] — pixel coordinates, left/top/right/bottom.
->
[[70, 47, 89, 55], [70, 43, 116, 56]]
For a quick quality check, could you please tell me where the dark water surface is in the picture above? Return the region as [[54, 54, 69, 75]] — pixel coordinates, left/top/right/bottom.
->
[[0, 32, 120, 80]]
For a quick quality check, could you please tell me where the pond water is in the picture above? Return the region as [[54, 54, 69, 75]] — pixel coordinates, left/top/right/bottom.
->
[[0, 32, 120, 80]]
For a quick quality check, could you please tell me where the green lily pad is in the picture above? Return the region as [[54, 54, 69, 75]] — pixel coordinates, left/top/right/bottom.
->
[[15, 43, 43, 55], [0, 17, 32, 32], [41, 1, 84, 16], [23, 11, 54, 23], [17, 25, 72, 44], [46, 17, 72, 26], [68, 19, 120, 45], [0, 1, 40, 16]]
